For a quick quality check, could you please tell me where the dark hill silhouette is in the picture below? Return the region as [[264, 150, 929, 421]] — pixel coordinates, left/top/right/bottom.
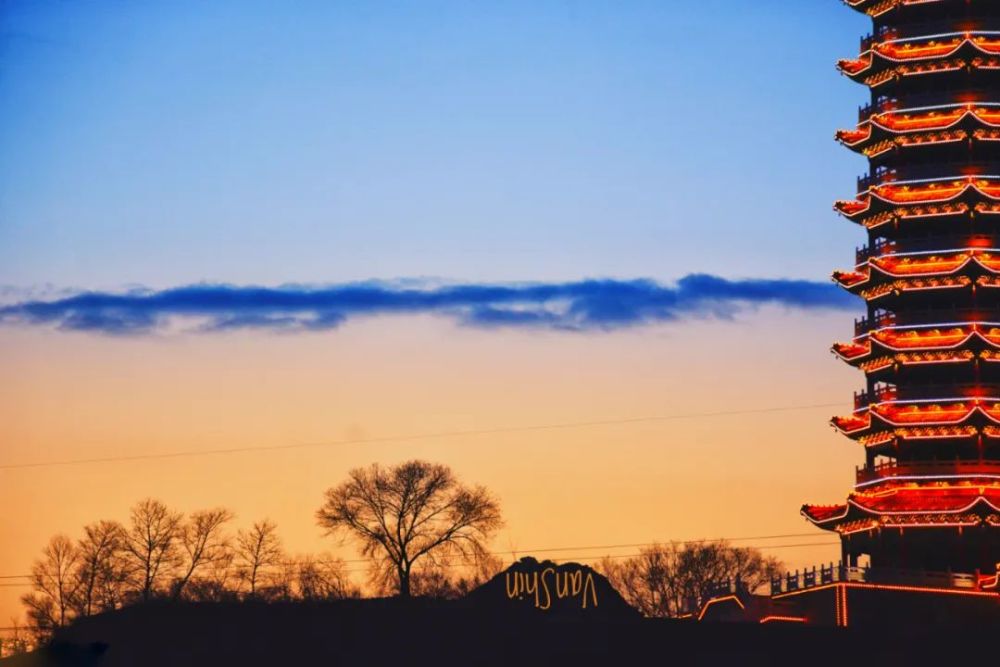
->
[[462, 557, 639, 618]]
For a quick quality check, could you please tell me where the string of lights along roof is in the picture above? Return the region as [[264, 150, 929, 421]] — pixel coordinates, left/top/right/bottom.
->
[[699, 0, 1000, 628]]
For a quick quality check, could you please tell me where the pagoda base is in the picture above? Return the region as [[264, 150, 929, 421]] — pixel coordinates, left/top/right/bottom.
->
[[698, 581, 1000, 627]]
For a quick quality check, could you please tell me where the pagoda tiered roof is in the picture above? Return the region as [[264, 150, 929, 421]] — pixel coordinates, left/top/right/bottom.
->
[[833, 322, 1000, 365], [857, 350, 977, 378], [834, 176, 1000, 226], [832, 397, 1000, 439], [803, 481, 1000, 534], [837, 33, 1000, 85], [837, 104, 1000, 157], [832, 249, 1000, 294]]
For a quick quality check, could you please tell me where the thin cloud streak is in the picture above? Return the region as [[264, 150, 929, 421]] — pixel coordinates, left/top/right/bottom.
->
[[0, 275, 855, 335]]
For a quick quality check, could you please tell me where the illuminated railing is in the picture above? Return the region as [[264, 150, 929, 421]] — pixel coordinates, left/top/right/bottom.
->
[[770, 563, 853, 595], [859, 91, 997, 122], [768, 564, 978, 596], [859, 164, 1000, 193], [854, 385, 897, 409], [856, 312, 896, 335], [856, 239, 897, 264], [858, 169, 897, 193], [856, 460, 1000, 484], [861, 27, 897, 52], [860, 98, 899, 121], [860, 20, 984, 51], [882, 309, 997, 327], [859, 384, 1000, 409], [856, 236, 995, 264]]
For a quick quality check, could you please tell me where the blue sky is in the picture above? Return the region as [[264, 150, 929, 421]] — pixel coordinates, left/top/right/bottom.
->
[[0, 1, 867, 290]]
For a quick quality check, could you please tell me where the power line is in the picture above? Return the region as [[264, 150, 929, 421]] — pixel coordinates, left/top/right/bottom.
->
[[333, 532, 831, 564], [0, 402, 842, 471], [488, 532, 826, 556], [335, 541, 840, 575], [0, 535, 840, 582]]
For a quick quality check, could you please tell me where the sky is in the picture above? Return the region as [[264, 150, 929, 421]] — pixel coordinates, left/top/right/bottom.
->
[[0, 1, 870, 622]]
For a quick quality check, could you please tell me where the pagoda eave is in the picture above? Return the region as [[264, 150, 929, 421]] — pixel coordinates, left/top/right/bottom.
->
[[839, 39, 1000, 83], [842, 0, 947, 17]]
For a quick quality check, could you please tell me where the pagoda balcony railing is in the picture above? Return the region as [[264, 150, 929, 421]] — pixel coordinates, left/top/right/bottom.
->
[[855, 312, 896, 336], [860, 27, 896, 53], [856, 460, 1000, 484], [853, 236, 996, 264], [859, 99, 897, 122], [857, 164, 1000, 193], [854, 385, 897, 408], [858, 89, 997, 122], [856, 20, 995, 53], [856, 384, 1000, 407], [857, 170, 893, 193], [767, 564, 979, 596], [895, 235, 997, 254], [885, 309, 999, 329], [855, 310, 1000, 334], [855, 239, 898, 265]]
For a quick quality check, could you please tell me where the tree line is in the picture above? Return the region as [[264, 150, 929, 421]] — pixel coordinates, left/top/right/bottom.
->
[[19, 500, 359, 640], [597, 541, 782, 618], [4, 460, 783, 656]]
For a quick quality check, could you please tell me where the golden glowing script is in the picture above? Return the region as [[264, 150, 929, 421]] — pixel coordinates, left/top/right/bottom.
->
[[504, 567, 599, 610]]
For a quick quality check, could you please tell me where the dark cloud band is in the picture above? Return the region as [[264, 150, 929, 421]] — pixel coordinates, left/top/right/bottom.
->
[[0, 275, 855, 335]]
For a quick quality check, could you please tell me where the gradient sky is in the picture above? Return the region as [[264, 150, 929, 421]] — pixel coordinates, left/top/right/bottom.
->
[[1, 1, 870, 622]]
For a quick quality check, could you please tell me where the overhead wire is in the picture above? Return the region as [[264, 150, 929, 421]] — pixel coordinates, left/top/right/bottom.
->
[[0, 401, 843, 471]]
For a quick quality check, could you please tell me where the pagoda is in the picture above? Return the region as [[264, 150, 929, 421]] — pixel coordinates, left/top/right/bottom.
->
[[699, 0, 1000, 627], [804, 0, 1000, 578]]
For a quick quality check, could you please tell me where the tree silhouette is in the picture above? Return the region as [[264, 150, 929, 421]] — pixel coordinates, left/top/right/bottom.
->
[[598, 541, 783, 617], [73, 520, 126, 616], [292, 554, 358, 601], [316, 460, 502, 598], [173, 508, 234, 600], [235, 519, 284, 599], [408, 554, 505, 599], [20, 535, 80, 639], [122, 499, 184, 602]]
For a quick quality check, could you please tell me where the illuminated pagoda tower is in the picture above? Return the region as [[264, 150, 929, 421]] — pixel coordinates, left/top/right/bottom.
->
[[700, 0, 1000, 626], [807, 0, 1000, 578]]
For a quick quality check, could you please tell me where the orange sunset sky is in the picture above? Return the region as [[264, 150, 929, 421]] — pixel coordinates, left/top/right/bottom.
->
[[0, 308, 858, 621]]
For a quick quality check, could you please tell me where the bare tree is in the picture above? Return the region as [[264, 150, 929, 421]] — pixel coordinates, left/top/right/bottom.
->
[[172, 508, 234, 600], [295, 554, 358, 601], [674, 541, 782, 609], [599, 541, 783, 617], [122, 499, 184, 602], [21, 535, 80, 639], [316, 460, 503, 597], [408, 554, 504, 599], [235, 519, 284, 599], [718, 545, 782, 594], [182, 549, 238, 602], [599, 543, 679, 617], [72, 520, 126, 617]]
